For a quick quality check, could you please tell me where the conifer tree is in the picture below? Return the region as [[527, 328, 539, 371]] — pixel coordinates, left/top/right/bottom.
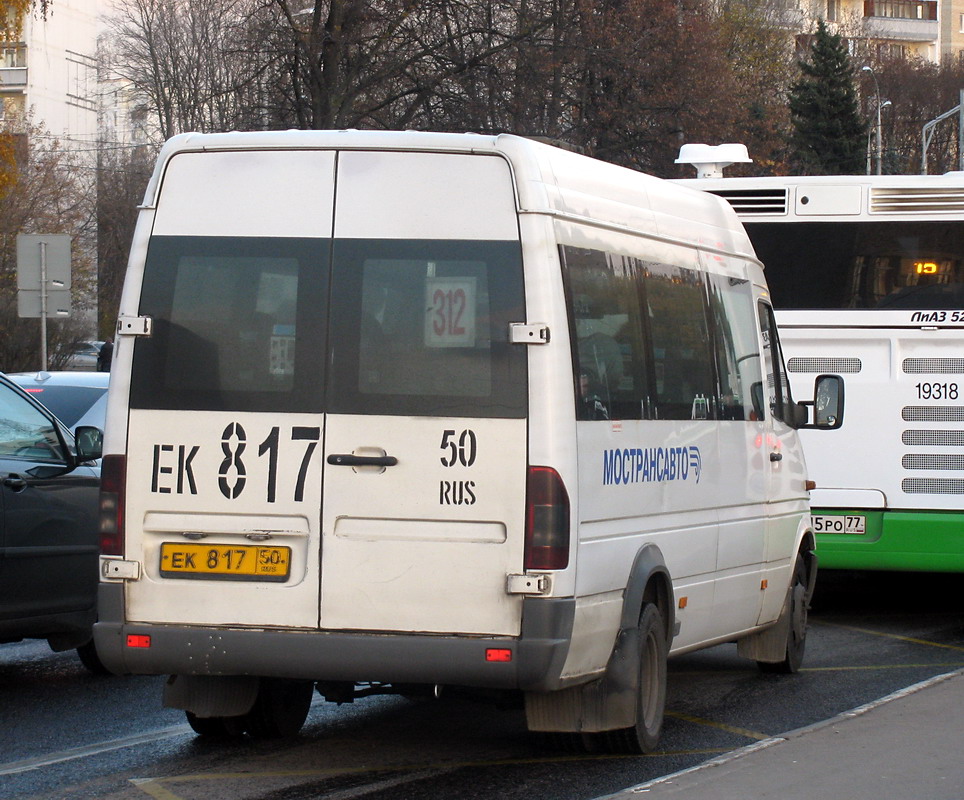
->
[[789, 20, 866, 174]]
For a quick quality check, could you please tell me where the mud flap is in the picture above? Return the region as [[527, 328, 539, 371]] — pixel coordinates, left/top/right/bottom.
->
[[163, 674, 260, 718], [737, 598, 791, 663], [524, 626, 640, 733]]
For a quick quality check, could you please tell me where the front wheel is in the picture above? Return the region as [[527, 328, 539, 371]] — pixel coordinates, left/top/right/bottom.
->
[[759, 554, 809, 674], [606, 603, 668, 753]]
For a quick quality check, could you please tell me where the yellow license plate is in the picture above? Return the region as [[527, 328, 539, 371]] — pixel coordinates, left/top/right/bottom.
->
[[159, 543, 291, 582]]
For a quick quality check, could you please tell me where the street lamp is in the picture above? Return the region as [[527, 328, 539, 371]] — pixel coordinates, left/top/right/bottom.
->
[[862, 65, 890, 175]]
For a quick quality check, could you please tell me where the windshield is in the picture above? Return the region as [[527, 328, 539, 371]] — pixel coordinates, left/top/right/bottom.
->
[[745, 221, 964, 310]]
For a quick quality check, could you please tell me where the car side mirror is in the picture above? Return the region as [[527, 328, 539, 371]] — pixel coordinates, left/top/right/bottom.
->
[[798, 374, 844, 430], [75, 425, 104, 461]]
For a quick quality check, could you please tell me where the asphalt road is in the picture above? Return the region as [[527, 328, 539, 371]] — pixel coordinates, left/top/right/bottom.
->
[[2, 570, 962, 800]]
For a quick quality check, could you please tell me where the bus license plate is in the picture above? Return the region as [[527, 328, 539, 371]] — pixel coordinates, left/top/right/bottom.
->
[[812, 515, 866, 535], [159, 543, 291, 581]]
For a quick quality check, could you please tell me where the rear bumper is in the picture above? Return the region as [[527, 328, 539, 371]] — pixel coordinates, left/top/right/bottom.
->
[[94, 583, 574, 692], [815, 509, 964, 572]]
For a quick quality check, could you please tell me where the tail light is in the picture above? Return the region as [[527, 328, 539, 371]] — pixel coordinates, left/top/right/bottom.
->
[[100, 454, 126, 556], [525, 466, 570, 570]]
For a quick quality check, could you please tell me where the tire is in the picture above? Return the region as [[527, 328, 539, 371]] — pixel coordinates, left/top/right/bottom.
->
[[243, 678, 314, 739], [606, 603, 668, 754], [759, 554, 809, 675], [76, 639, 111, 675], [185, 711, 247, 738]]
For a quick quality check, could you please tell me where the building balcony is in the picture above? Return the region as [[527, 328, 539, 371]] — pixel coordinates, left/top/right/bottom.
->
[[864, 0, 937, 19], [863, 14, 938, 43], [0, 67, 27, 87]]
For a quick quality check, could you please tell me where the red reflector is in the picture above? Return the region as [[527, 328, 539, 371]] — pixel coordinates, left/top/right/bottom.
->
[[485, 648, 512, 663], [126, 634, 151, 648]]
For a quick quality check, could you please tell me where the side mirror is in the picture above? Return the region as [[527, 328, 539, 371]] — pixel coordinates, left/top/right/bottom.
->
[[798, 374, 844, 430], [75, 425, 104, 461]]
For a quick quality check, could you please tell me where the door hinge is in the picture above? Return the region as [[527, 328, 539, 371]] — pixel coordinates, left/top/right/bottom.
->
[[509, 323, 550, 345], [506, 573, 552, 595], [100, 557, 140, 581], [117, 315, 153, 337]]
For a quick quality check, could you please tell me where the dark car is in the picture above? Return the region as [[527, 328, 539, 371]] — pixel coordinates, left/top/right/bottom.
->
[[0, 373, 103, 671], [9, 371, 109, 430]]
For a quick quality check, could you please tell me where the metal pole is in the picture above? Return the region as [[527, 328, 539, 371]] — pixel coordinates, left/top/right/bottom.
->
[[39, 241, 48, 371], [862, 66, 885, 175], [876, 101, 883, 175], [959, 89, 964, 171]]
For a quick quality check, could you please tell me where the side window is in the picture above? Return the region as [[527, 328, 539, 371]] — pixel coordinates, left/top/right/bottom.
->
[[643, 261, 716, 420], [707, 275, 765, 421], [561, 246, 650, 421], [758, 302, 794, 423], [0, 383, 66, 462]]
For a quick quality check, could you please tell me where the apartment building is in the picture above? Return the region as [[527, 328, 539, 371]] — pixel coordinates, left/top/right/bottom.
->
[[787, 0, 963, 62], [1, 0, 101, 145]]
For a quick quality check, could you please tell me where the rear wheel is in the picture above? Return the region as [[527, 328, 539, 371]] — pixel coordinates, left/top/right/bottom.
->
[[185, 712, 247, 738], [243, 678, 314, 738], [606, 603, 667, 753], [76, 640, 110, 675], [759, 555, 809, 674]]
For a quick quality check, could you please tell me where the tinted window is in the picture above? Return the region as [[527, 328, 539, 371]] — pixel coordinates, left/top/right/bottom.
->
[[562, 247, 651, 421], [707, 275, 765, 421], [644, 261, 716, 420], [132, 236, 328, 412], [17, 386, 106, 427], [327, 239, 527, 418], [133, 237, 526, 418], [758, 302, 794, 423], [746, 221, 964, 309], [562, 245, 753, 422]]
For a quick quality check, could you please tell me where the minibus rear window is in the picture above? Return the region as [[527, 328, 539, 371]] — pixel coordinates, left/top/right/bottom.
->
[[131, 236, 328, 413], [131, 236, 526, 418], [327, 239, 527, 418]]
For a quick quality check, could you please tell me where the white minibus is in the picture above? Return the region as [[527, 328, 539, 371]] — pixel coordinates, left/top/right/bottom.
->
[[90, 131, 840, 752]]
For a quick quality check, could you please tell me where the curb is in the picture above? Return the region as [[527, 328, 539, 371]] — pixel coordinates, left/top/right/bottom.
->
[[592, 667, 964, 799]]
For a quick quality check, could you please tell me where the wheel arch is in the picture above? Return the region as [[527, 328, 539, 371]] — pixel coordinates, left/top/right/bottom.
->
[[619, 542, 674, 647], [524, 542, 673, 734]]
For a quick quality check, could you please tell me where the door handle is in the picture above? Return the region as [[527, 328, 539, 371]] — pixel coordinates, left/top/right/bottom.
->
[[327, 454, 398, 467], [769, 452, 783, 462], [3, 475, 27, 491]]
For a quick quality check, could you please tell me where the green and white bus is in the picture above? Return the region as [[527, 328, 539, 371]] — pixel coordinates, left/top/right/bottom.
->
[[679, 153, 964, 572]]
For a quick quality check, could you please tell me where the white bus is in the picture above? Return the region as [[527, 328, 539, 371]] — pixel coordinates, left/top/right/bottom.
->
[[88, 131, 839, 751], [678, 147, 964, 572]]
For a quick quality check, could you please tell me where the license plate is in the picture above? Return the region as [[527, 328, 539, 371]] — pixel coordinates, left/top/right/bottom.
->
[[159, 543, 291, 581], [812, 514, 866, 535]]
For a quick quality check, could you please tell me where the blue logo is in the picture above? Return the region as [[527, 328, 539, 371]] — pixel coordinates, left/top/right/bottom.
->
[[602, 446, 702, 486]]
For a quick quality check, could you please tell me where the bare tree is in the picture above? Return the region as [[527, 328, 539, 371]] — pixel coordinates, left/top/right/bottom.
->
[[105, 0, 277, 139], [103, 0, 802, 177], [96, 144, 154, 339], [0, 120, 97, 371], [866, 57, 964, 175]]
